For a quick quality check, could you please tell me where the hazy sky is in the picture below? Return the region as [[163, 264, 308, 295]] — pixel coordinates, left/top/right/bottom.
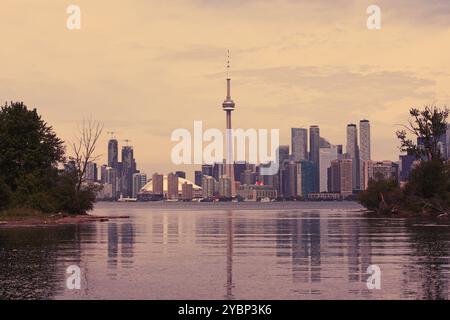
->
[[1, 0, 450, 179]]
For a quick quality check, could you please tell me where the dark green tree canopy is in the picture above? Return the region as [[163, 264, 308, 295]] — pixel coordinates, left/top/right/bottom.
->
[[396, 105, 449, 161], [0, 101, 64, 191]]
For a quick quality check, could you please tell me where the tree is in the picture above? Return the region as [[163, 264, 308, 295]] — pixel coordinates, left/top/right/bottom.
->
[[0, 102, 100, 215], [0, 102, 65, 191], [396, 105, 449, 161], [0, 177, 12, 211], [70, 118, 103, 192], [358, 178, 402, 213]]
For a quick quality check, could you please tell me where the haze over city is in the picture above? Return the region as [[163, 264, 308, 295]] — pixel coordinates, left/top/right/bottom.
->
[[1, 0, 450, 177]]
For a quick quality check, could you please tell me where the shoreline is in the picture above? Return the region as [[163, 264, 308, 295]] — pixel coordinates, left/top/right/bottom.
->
[[0, 214, 130, 227]]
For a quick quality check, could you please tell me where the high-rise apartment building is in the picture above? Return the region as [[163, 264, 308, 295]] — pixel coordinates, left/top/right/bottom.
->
[[291, 128, 308, 161], [181, 182, 194, 201], [84, 161, 97, 183], [108, 138, 118, 169], [218, 175, 232, 199], [152, 173, 164, 196], [319, 145, 339, 192], [309, 126, 320, 192], [346, 124, 360, 191], [359, 120, 371, 190], [121, 146, 137, 198], [330, 158, 353, 198], [167, 172, 179, 200], [363, 160, 399, 189], [202, 175, 216, 198]]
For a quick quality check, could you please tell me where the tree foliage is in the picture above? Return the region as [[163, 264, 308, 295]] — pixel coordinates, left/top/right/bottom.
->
[[360, 105, 450, 215], [396, 105, 449, 161], [0, 101, 100, 215]]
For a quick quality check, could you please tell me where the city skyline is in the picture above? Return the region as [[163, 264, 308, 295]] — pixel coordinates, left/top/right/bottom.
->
[[1, 1, 450, 178]]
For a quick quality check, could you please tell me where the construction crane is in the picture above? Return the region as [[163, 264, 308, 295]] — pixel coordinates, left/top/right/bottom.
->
[[107, 131, 118, 139]]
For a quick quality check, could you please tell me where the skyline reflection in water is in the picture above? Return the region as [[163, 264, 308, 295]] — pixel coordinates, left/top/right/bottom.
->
[[1, 202, 450, 300]]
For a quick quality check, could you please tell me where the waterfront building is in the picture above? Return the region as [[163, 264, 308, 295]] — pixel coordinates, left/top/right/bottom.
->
[[132, 173, 147, 198], [167, 172, 179, 200], [236, 185, 277, 201], [363, 160, 400, 189], [218, 175, 232, 199], [202, 175, 216, 198], [181, 182, 194, 201], [307, 192, 342, 201], [141, 175, 202, 199], [319, 145, 339, 192], [152, 173, 164, 196], [330, 158, 353, 198], [105, 167, 119, 199]]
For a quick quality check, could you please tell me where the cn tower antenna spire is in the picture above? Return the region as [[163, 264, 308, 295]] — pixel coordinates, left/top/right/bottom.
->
[[227, 49, 230, 79]]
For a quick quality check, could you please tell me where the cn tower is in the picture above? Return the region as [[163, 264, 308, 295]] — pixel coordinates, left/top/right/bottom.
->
[[222, 51, 236, 196]]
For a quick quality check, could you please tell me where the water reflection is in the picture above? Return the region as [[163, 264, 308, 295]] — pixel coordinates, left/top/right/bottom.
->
[[1, 203, 450, 300]]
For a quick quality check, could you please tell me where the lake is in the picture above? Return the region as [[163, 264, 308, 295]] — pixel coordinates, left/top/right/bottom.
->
[[1, 201, 450, 300]]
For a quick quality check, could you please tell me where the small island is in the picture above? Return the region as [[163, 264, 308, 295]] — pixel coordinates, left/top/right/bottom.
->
[[359, 105, 450, 218], [0, 102, 109, 226]]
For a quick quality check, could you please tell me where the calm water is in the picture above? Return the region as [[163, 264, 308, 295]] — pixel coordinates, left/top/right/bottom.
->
[[1, 202, 450, 300]]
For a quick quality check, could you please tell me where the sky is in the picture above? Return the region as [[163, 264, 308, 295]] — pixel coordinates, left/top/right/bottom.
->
[[1, 0, 450, 179]]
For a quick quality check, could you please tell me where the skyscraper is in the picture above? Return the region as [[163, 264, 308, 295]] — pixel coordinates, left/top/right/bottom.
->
[[309, 126, 320, 192], [222, 53, 236, 197], [167, 172, 179, 200], [108, 138, 118, 169], [194, 170, 203, 187], [121, 145, 136, 197], [277, 145, 290, 197], [319, 145, 339, 192], [291, 128, 308, 161], [359, 120, 371, 189], [346, 124, 360, 191], [330, 158, 353, 198]]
